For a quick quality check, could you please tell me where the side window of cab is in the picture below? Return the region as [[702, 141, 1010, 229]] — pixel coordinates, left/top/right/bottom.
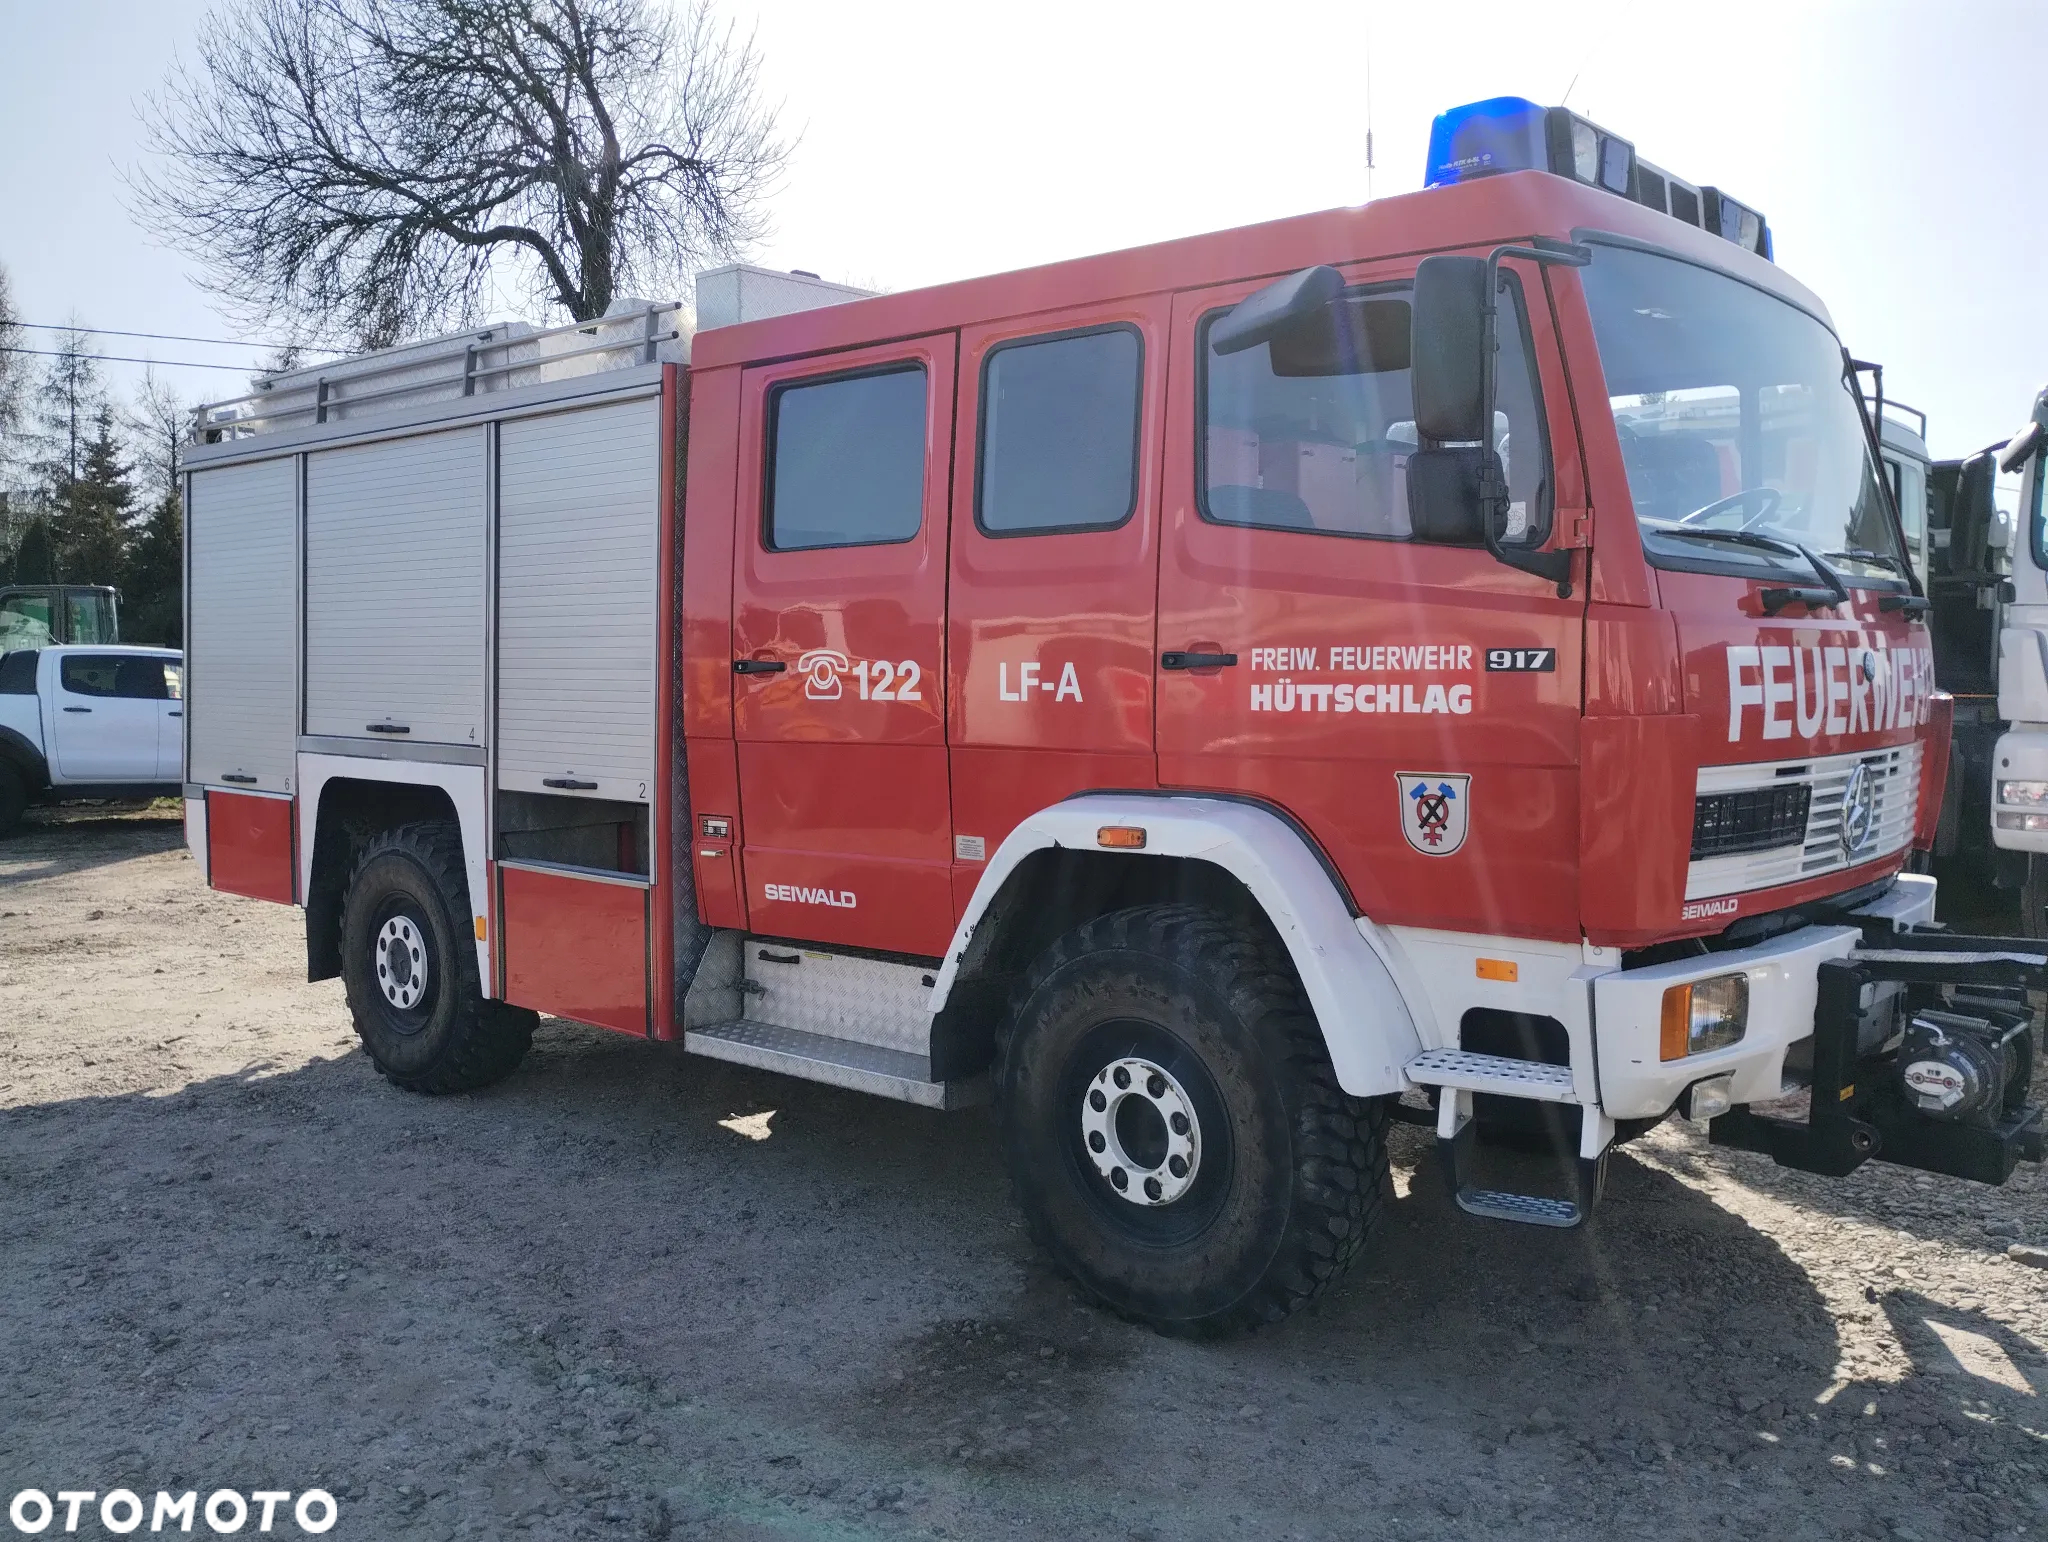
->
[[1197, 280, 1550, 545]]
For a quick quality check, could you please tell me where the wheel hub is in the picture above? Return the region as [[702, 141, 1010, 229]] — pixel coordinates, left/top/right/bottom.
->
[[375, 914, 429, 1011], [1079, 1056, 1201, 1206]]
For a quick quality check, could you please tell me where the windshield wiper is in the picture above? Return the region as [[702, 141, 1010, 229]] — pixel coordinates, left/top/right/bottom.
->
[[1651, 526, 1848, 613], [1822, 547, 1906, 574], [1653, 525, 1806, 561]]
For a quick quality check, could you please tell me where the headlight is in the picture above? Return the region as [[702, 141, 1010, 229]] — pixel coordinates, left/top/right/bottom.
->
[[1998, 779, 2048, 806], [1660, 973, 1749, 1061], [1997, 811, 2048, 832]]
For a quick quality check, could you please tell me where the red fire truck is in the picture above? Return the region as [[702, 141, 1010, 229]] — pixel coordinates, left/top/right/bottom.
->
[[182, 97, 2043, 1335]]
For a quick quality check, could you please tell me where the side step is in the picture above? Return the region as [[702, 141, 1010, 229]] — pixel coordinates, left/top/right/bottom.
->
[[685, 1019, 988, 1110], [1404, 1050, 1611, 1228]]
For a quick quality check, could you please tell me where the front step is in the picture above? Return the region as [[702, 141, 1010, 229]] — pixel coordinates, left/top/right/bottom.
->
[[1405, 1048, 1577, 1102], [685, 1019, 988, 1110], [1405, 1049, 1610, 1228]]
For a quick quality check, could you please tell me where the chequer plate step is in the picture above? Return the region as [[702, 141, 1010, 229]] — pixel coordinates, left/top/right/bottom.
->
[[1405, 1048, 1578, 1103]]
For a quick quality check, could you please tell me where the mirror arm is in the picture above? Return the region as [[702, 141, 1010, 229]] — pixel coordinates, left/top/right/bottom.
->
[[1845, 351, 1925, 598], [1475, 241, 1590, 598]]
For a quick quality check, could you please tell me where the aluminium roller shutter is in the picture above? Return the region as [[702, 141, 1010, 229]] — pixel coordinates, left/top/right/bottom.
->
[[303, 428, 487, 746], [187, 457, 298, 792], [496, 398, 661, 802]]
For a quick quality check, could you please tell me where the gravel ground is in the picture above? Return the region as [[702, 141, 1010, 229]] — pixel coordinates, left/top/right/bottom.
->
[[2, 809, 2045, 1542]]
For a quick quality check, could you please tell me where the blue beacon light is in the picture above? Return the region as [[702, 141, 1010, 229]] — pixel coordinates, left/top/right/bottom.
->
[[1422, 96, 1773, 262], [1423, 96, 1552, 189]]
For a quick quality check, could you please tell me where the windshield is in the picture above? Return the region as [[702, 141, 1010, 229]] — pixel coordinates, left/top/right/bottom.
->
[[1580, 244, 1904, 584]]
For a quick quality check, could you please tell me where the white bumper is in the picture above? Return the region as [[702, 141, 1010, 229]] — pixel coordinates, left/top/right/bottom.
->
[[1990, 728, 2048, 853], [1592, 875, 1937, 1120]]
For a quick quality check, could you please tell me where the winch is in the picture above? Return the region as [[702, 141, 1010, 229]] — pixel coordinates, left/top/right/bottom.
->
[[1897, 1005, 2031, 1123]]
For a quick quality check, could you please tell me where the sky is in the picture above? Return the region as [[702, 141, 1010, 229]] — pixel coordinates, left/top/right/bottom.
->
[[2, 0, 2044, 460]]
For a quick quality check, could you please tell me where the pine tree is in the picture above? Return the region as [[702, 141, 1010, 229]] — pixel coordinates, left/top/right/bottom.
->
[[54, 408, 132, 586], [22, 330, 109, 577], [12, 518, 53, 584], [123, 489, 183, 646]]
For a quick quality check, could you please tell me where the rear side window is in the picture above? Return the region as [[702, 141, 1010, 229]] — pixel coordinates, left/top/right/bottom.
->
[[977, 327, 1142, 534], [766, 365, 927, 551], [0, 650, 37, 694], [114, 657, 174, 699]]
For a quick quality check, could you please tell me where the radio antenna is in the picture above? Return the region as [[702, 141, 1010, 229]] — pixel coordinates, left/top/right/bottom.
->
[[1364, 14, 1376, 199]]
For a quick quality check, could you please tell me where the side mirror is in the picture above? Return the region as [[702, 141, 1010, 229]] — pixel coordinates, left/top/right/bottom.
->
[[1998, 418, 2043, 475], [1409, 255, 1490, 443], [1406, 447, 1497, 544], [1948, 450, 1998, 578], [1210, 265, 1344, 356]]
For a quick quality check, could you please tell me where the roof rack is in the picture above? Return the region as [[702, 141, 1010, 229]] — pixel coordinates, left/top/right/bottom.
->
[[189, 301, 687, 445], [1880, 400, 1928, 443]]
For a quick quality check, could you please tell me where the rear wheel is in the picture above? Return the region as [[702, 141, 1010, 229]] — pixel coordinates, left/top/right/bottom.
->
[[339, 821, 535, 1093], [0, 764, 24, 837], [994, 904, 1387, 1336]]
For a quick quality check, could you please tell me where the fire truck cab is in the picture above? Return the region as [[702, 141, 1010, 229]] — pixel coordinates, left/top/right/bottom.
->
[[181, 98, 2043, 1336]]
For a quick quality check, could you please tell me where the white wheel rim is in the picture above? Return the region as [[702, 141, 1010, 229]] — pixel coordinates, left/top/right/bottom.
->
[[1080, 1056, 1201, 1206], [375, 915, 429, 1011]]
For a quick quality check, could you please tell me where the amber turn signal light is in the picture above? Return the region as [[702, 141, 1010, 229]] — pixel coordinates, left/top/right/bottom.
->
[[1660, 974, 1749, 1060], [1097, 826, 1147, 849]]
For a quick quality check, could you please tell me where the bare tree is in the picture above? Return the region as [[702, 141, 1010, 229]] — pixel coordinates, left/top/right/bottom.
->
[[0, 263, 23, 458], [134, 0, 788, 348], [0, 263, 23, 555], [128, 369, 188, 508]]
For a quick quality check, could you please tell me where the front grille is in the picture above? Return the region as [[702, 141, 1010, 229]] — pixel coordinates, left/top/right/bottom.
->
[[1686, 743, 1922, 902], [1691, 784, 1812, 859]]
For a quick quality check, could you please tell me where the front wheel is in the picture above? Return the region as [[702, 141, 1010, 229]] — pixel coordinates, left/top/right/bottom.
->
[[339, 821, 535, 1093], [994, 904, 1387, 1336], [0, 763, 25, 838], [2021, 854, 2048, 941]]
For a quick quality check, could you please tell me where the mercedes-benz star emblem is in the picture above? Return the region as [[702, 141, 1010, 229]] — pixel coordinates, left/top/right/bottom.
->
[[1840, 762, 1876, 859]]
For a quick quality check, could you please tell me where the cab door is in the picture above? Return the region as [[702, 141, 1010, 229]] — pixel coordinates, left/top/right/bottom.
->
[[50, 653, 163, 782], [945, 301, 1167, 917], [1155, 258, 1589, 940], [731, 335, 957, 956]]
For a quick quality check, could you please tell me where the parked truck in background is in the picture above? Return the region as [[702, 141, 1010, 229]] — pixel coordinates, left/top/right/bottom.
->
[[0, 584, 120, 654], [1873, 398, 2035, 930], [1986, 388, 2048, 931], [178, 96, 2043, 1336]]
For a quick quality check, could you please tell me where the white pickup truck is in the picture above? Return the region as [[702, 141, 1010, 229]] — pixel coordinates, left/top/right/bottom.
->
[[0, 645, 185, 835]]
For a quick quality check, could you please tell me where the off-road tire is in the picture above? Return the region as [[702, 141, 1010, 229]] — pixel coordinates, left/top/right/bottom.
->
[[339, 821, 535, 1093], [993, 903, 1387, 1337], [2022, 855, 2048, 942], [0, 763, 25, 838]]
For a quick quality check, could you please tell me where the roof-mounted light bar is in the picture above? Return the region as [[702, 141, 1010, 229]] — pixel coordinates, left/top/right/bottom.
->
[[1423, 96, 1774, 262]]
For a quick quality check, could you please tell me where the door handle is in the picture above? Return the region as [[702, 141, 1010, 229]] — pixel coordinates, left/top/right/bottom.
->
[[168, 711, 183, 717], [63, 705, 92, 712], [733, 659, 787, 675], [365, 722, 411, 734], [542, 778, 598, 790], [221, 774, 258, 785], [1160, 651, 1239, 671]]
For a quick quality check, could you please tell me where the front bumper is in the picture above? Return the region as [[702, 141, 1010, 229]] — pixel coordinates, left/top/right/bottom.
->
[[1588, 873, 2041, 1184], [1710, 933, 2046, 1184], [1592, 876, 1939, 1121]]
